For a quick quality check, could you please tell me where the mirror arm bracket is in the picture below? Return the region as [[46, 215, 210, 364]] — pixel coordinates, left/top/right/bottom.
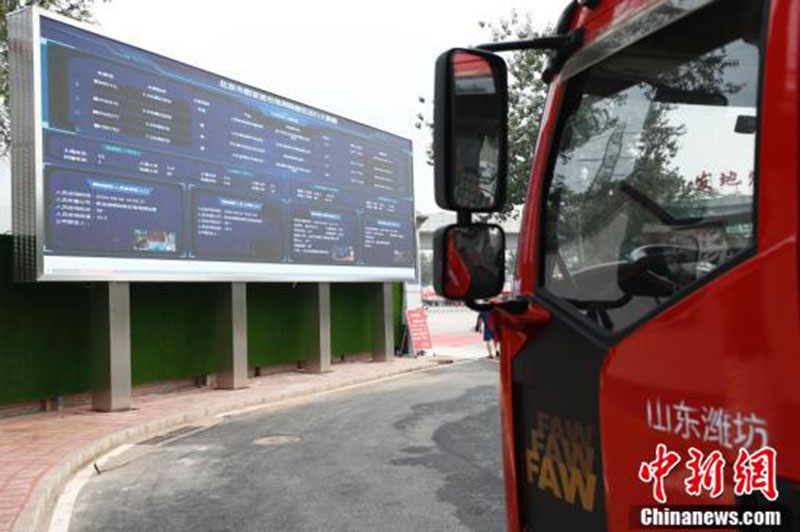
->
[[475, 29, 584, 84], [542, 28, 584, 83], [466, 300, 491, 312], [466, 298, 530, 315], [475, 34, 573, 53]]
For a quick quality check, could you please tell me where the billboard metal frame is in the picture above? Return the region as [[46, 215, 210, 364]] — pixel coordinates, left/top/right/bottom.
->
[[9, 7, 419, 282]]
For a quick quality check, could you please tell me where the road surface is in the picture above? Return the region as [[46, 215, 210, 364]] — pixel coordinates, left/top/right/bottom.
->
[[67, 360, 505, 532]]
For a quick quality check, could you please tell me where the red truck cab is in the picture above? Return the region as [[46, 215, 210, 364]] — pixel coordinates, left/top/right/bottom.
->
[[431, 0, 800, 530]]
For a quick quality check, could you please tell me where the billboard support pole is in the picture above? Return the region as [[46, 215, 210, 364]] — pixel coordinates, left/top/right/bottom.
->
[[372, 282, 395, 362], [215, 282, 248, 389], [306, 282, 332, 374], [91, 282, 132, 412]]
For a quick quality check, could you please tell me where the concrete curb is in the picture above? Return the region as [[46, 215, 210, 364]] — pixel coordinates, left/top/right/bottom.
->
[[13, 360, 443, 532]]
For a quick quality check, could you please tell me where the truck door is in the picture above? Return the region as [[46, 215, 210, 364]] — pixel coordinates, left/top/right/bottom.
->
[[507, 0, 798, 529]]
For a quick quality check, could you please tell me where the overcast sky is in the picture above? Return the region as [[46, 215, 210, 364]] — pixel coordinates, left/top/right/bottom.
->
[[0, 0, 568, 232]]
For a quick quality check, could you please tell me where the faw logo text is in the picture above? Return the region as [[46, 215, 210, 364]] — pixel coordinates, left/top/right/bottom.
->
[[524, 412, 597, 512]]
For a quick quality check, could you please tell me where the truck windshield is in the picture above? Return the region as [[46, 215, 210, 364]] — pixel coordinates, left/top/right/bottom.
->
[[542, 0, 764, 332]]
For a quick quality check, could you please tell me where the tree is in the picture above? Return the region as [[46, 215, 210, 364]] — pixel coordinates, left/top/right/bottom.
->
[[481, 12, 550, 221], [504, 248, 517, 280], [0, 0, 109, 154], [416, 10, 551, 221], [546, 43, 747, 270]]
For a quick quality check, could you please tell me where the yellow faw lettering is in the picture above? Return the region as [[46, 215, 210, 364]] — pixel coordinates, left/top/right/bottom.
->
[[564, 419, 593, 447], [537, 411, 550, 433], [525, 447, 540, 484], [557, 462, 597, 512], [544, 430, 565, 463], [562, 440, 594, 474], [530, 428, 544, 459], [537, 456, 562, 500], [550, 415, 564, 440]]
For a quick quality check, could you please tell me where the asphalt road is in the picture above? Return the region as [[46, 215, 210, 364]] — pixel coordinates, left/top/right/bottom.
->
[[68, 360, 505, 532]]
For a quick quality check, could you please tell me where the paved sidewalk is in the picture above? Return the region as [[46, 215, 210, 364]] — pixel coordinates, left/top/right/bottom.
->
[[427, 329, 487, 360], [431, 331, 482, 347], [0, 357, 439, 532]]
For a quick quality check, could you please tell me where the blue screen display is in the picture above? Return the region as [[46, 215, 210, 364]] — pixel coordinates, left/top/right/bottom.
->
[[39, 17, 416, 279]]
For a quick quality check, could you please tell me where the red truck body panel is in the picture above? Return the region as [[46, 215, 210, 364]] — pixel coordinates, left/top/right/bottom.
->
[[499, 0, 800, 530]]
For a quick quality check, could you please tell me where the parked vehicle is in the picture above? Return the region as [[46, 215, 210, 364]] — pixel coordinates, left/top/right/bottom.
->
[[432, 0, 799, 530]]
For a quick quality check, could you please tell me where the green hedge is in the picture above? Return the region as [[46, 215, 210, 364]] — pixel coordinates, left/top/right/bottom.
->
[[0, 234, 405, 406], [331, 282, 405, 356], [0, 237, 93, 404], [248, 283, 316, 366], [331, 283, 376, 357], [130, 283, 218, 385]]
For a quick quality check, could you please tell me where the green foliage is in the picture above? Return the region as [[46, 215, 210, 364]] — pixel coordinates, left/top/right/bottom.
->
[[480, 12, 550, 221], [417, 10, 550, 221], [505, 248, 517, 280], [130, 283, 218, 385], [549, 98, 697, 264], [331, 283, 375, 356], [0, 0, 109, 154], [0, 234, 92, 404]]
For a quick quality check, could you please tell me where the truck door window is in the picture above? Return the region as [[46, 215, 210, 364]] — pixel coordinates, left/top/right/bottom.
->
[[542, 0, 764, 332]]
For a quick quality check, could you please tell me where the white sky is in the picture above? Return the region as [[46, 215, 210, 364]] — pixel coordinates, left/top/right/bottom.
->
[[0, 0, 568, 232]]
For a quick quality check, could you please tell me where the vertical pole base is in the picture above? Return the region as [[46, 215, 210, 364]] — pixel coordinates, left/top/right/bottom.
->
[[306, 282, 332, 374], [216, 282, 248, 390], [91, 282, 132, 412], [372, 282, 395, 363]]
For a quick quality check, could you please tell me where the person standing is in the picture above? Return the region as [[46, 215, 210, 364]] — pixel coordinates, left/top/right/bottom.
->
[[475, 310, 498, 359]]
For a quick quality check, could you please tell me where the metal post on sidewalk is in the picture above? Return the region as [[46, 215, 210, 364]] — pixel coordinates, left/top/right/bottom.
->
[[306, 282, 332, 374], [215, 282, 248, 389], [372, 282, 395, 362], [91, 282, 132, 412]]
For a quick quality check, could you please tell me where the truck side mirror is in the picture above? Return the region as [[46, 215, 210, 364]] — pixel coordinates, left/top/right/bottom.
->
[[433, 224, 505, 300], [434, 48, 508, 212]]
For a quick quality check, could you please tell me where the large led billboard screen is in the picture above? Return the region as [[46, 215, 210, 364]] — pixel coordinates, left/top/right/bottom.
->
[[9, 9, 416, 281]]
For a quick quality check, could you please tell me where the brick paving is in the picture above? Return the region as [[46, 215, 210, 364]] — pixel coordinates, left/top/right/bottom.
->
[[0, 357, 438, 532]]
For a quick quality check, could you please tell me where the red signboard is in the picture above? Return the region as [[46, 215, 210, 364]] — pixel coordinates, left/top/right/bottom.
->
[[406, 308, 433, 352]]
